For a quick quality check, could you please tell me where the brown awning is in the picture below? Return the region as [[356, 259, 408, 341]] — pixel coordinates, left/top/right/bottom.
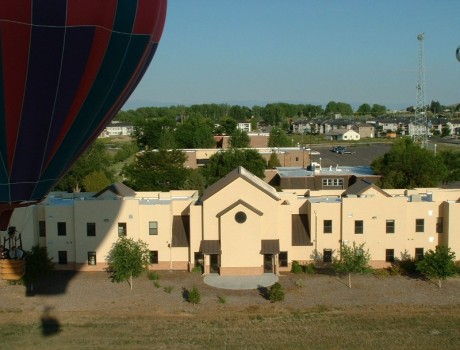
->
[[171, 216, 190, 247], [260, 239, 280, 254], [199, 240, 221, 254]]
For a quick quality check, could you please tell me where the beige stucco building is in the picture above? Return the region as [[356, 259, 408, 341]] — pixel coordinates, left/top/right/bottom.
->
[[4, 167, 460, 276]]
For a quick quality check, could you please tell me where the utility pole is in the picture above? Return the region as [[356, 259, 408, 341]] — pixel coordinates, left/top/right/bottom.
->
[[413, 33, 427, 147]]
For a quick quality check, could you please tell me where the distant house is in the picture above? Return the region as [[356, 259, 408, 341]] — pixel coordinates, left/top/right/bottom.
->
[[324, 129, 360, 141], [353, 124, 375, 138], [237, 122, 252, 133], [100, 122, 134, 137]]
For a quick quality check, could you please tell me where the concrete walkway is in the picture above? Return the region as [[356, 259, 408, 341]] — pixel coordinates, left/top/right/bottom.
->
[[203, 273, 278, 290]]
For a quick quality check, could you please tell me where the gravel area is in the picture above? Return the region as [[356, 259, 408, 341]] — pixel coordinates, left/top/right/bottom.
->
[[0, 270, 459, 324]]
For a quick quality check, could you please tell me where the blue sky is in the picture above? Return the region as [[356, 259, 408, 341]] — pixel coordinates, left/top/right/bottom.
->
[[124, 0, 460, 111]]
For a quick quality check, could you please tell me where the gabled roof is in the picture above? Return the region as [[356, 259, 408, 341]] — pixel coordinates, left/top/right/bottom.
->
[[325, 129, 358, 136], [94, 182, 136, 198], [342, 179, 391, 197], [200, 166, 281, 202], [216, 199, 264, 218]]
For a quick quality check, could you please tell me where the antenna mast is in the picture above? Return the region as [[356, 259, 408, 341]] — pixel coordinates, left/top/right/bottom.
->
[[413, 33, 427, 146]]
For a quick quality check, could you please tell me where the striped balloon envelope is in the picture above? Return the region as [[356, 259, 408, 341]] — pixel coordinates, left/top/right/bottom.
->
[[0, 0, 167, 227]]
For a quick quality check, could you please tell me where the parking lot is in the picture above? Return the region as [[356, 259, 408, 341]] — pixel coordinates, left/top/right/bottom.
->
[[309, 143, 392, 168]]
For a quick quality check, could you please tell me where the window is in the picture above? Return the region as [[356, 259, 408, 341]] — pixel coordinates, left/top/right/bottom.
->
[[279, 251, 288, 267], [386, 220, 395, 234], [88, 252, 96, 265], [235, 211, 247, 224], [87, 223, 96, 237], [323, 249, 332, 263], [322, 178, 344, 187], [58, 251, 67, 265], [118, 223, 127, 237], [415, 248, 424, 261], [436, 217, 443, 233], [39, 221, 46, 237], [149, 250, 158, 264], [57, 222, 66, 236], [323, 220, 332, 234], [415, 219, 424, 233], [385, 249, 395, 262], [354, 220, 364, 234], [149, 221, 158, 235]]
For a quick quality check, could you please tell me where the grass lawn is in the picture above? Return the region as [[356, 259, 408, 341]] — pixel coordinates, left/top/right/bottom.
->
[[1, 305, 459, 349]]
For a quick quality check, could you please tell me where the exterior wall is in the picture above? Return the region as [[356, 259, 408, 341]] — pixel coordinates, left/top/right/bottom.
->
[[5, 179, 460, 277]]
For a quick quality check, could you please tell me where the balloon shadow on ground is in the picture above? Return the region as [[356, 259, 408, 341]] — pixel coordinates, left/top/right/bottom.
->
[[40, 306, 61, 337], [26, 270, 78, 297]]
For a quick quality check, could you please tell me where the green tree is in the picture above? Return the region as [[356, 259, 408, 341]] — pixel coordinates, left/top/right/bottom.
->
[[370, 104, 387, 116], [132, 117, 176, 150], [230, 129, 250, 148], [429, 100, 443, 114], [333, 242, 371, 289], [175, 115, 215, 149], [55, 140, 113, 192], [371, 138, 448, 188], [82, 170, 112, 192], [203, 149, 266, 186], [24, 245, 54, 293], [268, 127, 291, 147], [356, 103, 371, 115], [112, 142, 138, 163], [106, 237, 150, 290], [438, 150, 460, 185], [268, 282, 285, 302], [325, 101, 353, 116], [267, 151, 281, 168], [441, 125, 451, 138], [218, 117, 238, 135], [122, 149, 189, 191], [416, 245, 456, 288], [183, 168, 206, 195]]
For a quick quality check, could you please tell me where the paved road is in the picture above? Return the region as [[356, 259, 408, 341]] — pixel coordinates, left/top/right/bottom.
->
[[309, 143, 392, 168]]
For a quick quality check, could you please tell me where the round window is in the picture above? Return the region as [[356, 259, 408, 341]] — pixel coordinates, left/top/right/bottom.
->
[[235, 211, 247, 223]]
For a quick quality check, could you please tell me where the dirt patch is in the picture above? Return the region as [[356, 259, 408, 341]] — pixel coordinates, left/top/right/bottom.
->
[[1, 271, 459, 348], [0, 271, 458, 320]]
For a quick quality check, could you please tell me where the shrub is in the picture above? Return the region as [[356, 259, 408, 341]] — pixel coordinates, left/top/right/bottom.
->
[[153, 281, 161, 288], [372, 268, 390, 278], [294, 279, 304, 288], [304, 263, 316, 274], [291, 260, 303, 274], [217, 295, 227, 304], [192, 265, 203, 274], [268, 282, 285, 303], [147, 271, 160, 281], [163, 286, 173, 294], [188, 286, 201, 304]]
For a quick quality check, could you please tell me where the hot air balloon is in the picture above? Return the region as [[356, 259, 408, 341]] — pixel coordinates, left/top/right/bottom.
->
[[0, 0, 167, 228]]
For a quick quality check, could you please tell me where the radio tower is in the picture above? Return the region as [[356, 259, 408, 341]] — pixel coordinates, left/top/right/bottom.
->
[[413, 33, 427, 146]]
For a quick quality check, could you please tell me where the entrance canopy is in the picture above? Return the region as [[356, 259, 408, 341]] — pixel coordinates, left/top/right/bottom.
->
[[199, 240, 221, 254], [260, 239, 280, 254]]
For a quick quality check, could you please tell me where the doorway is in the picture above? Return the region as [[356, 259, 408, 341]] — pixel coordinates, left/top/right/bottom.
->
[[263, 254, 273, 273], [210, 254, 219, 274]]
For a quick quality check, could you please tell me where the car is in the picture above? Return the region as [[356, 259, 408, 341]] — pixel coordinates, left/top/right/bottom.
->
[[331, 146, 351, 154]]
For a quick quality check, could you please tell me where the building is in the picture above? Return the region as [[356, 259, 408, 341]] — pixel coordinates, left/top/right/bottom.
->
[[274, 165, 380, 190], [5, 168, 460, 276], [100, 122, 134, 137], [183, 147, 311, 169], [324, 129, 360, 141]]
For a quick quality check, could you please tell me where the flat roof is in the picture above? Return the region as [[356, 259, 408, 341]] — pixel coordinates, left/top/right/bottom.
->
[[277, 165, 375, 178]]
